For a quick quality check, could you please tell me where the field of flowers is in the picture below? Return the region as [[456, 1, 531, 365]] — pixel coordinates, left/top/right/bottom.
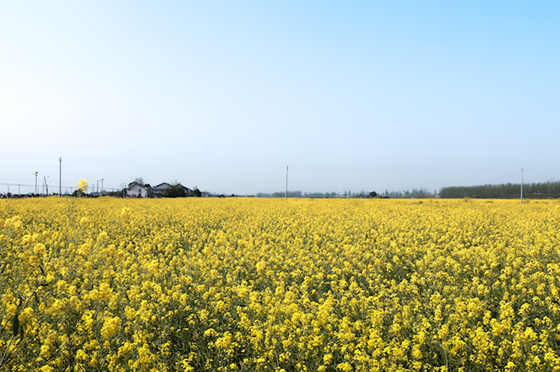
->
[[1, 197, 560, 371]]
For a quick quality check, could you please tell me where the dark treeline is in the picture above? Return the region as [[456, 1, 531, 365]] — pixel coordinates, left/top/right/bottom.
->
[[439, 181, 560, 199]]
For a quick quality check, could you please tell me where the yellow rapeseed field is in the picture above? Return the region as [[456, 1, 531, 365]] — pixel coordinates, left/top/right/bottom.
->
[[1, 197, 560, 371]]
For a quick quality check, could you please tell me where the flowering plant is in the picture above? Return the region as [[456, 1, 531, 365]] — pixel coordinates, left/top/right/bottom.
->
[[78, 179, 88, 193]]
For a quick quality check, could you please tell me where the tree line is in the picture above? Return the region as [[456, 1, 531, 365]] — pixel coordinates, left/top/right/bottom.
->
[[439, 181, 560, 199]]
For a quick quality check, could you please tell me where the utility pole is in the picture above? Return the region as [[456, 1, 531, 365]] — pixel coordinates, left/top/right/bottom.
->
[[101, 179, 104, 195], [32, 172, 38, 195], [521, 168, 524, 204], [97, 180, 99, 196], [285, 166, 288, 200], [59, 158, 62, 197], [44, 176, 49, 195]]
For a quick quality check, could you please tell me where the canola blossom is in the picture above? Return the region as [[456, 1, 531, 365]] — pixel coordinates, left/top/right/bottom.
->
[[78, 180, 88, 193], [1, 197, 560, 371]]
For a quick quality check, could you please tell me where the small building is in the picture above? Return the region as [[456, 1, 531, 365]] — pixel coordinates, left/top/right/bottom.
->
[[153, 182, 192, 197], [128, 184, 150, 198], [153, 182, 172, 196]]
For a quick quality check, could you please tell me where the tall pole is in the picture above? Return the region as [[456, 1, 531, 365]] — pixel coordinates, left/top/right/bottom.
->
[[59, 158, 62, 197], [44, 176, 49, 195], [521, 168, 524, 204], [101, 179, 104, 195], [33, 172, 38, 195], [285, 166, 288, 200]]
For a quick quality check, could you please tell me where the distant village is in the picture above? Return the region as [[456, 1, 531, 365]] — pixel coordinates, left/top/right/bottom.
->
[[0, 181, 214, 199], [125, 182, 209, 198]]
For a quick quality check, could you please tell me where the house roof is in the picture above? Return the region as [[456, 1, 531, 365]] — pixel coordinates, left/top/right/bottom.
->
[[154, 182, 191, 191], [128, 184, 148, 190], [153, 182, 172, 189]]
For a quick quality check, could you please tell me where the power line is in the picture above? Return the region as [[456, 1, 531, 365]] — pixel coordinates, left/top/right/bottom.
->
[[0, 182, 34, 187]]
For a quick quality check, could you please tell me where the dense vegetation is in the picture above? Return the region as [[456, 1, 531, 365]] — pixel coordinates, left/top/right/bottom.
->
[[1, 198, 560, 371], [439, 181, 560, 199]]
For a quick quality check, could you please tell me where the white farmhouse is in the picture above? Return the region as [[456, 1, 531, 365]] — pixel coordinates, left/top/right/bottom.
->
[[128, 184, 150, 198]]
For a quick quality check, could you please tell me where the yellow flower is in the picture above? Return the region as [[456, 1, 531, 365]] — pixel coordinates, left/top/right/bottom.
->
[[101, 316, 120, 340], [78, 179, 88, 193], [79, 217, 90, 227], [337, 362, 352, 372], [40, 344, 50, 356], [256, 261, 266, 275], [120, 207, 132, 222], [204, 328, 217, 337], [34, 243, 47, 256], [76, 349, 88, 361]]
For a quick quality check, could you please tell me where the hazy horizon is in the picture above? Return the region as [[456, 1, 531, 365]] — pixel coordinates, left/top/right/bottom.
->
[[0, 160, 554, 196]]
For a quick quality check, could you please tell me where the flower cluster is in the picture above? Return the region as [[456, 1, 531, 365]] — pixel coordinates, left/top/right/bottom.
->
[[1, 197, 560, 371], [78, 180, 88, 193]]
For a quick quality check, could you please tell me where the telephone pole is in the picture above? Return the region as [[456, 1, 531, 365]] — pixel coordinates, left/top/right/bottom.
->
[[32, 172, 38, 195], [59, 158, 62, 197], [521, 168, 524, 204], [285, 166, 288, 200], [101, 179, 104, 195]]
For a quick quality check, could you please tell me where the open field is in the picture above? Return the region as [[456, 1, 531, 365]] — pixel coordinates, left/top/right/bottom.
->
[[1, 198, 560, 371]]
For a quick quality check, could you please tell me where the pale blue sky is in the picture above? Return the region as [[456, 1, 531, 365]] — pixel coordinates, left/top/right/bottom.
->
[[1, 1, 559, 195]]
